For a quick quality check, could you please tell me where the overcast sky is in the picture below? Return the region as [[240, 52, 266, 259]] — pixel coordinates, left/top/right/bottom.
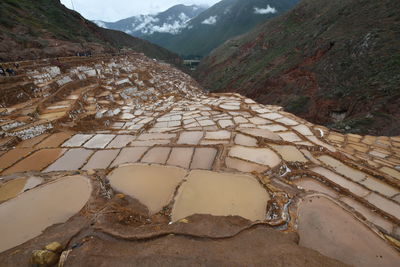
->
[[60, 0, 221, 22]]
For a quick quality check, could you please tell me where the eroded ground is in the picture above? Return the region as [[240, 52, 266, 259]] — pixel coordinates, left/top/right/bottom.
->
[[0, 53, 399, 266]]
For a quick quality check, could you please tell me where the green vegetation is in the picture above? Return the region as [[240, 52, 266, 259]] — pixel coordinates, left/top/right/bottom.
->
[[140, 0, 300, 57], [197, 0, 400, 135], [0, 0, 182, 65], [285, 96, 310, 114]]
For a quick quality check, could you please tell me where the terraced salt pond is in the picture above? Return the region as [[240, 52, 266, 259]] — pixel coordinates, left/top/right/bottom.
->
[[108, 164, 270, 222], [108, 164, 187, 214], [0, 54, 399, 265], [0, 176, 43, 202], [297, 196, 400, 267], [172, 170, 270, 222], [0, 176, 92, 253]]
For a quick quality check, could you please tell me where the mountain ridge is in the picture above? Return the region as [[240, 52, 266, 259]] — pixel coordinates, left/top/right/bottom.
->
[[94, 4, 207, 36], [98, 0, 299, 57], [196, 0, 400, 136], [0, 0, 183, 66]]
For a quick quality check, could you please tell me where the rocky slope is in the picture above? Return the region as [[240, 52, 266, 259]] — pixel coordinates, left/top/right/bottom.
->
[[197, 0, 400, 136], [100, 0, 299, 57], [0, 0, 182, 65]]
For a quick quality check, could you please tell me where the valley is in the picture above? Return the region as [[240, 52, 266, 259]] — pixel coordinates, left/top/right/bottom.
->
[[98, 0, 299, 57]]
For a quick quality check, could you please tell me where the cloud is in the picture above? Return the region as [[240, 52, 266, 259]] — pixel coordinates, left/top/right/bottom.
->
[[254, 5, 277, 15], [131, 12, 191, 35], [60, 0, 220, 21], [133, 15, 160, 32], [93, 20, 107, 28], [152, 20, 188, 34], [202, 15, 217, 25]]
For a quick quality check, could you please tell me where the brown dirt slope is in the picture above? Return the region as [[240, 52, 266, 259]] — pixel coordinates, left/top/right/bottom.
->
[[0, 0, 182, 66], [196, 0, 400, 136]]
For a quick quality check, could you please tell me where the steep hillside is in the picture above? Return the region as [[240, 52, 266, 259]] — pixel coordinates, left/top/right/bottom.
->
[[95, 4, 207, 37], [197, 0, 400, 136], [99, 0, 299, 57], [0, 0, 182, 65]]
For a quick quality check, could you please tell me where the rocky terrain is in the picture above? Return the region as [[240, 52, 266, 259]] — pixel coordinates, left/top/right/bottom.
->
[[0, 52, 399, 266], [197, 0, 400, 136], [0, 0, 182, 65]]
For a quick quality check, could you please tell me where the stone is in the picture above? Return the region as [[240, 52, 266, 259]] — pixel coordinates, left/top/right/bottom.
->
[[45, 242, 63, 253], [31, 250, 59, 266], [115, 193, 125, 199]]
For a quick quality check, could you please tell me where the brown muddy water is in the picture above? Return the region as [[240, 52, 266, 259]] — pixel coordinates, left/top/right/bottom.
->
[[297, 196, 400, 267], [108, 164, 187, 214], [172, 170, 270, 222], [0, 176, 43, 203], [0, 176, 92, 253]]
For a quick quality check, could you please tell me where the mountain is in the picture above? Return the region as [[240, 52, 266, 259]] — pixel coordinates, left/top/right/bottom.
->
[[99, 0, 299, 57], [94, 4, 207, 37], [0, 0, 183, 65], [197, 0, 400, 136]]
